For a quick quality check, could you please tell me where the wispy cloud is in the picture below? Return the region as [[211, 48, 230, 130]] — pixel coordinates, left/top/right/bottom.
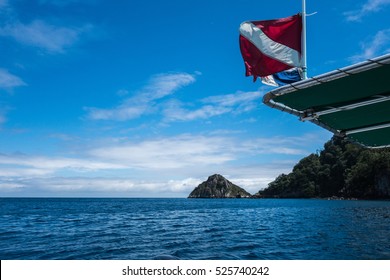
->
[[0, 0, 8, 9], [89, 135, 235, 169], [0, 176, 201, 197], [0, 166, 293, 197], [0, 132, 322, 196], [0, 133, 310, 177], [89, 133, 310, 171], [0, 20, 92, 53], [344, 0, 390, 22], [349, 28, 390, 62], [0, 1, 95, 54], [143, 72, 197, 100], [162, 100, 230, 122], [85, 72, 197, 121], [0, 153, 126, 177], [236, 136, 311, 156], [0, 135, 235, 178], [0, 112, 6, 126], [0, 68, 26, 89], [38, 0, 81, 6], [163, 90, 262, 122]]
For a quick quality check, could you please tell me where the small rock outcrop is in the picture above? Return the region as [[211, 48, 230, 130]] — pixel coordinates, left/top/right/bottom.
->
[[188, 174, 251, 198]]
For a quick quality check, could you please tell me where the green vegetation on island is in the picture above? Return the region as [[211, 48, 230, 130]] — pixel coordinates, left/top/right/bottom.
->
[[259, 137, 390, 199], [188, 174, 251, 198]]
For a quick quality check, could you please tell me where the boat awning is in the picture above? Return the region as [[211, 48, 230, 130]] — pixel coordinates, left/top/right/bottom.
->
[[263, 53, 390, 148]]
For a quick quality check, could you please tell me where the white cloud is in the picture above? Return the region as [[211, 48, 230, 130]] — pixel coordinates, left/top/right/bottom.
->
[[349, 28, 390, 62], [0, 176, 201, 197], [0, 68, 26, 89], [232, 175, 281, 194], [344, 0, 390, 22], [0, 162, 294, 197], [0, 0, 8, 9], [38, 0, 79, 6], [116, 89, 129, 96], [163, 100, 231, 122], [236, 136, 311, 156], [89, 135, 235, 169], [0, 20, 92, 53], [0, 135, 236, 181], [85, 72, 197, 121], [202, 91, 261, 107], [88, 133, 311, 173], [0, 153, 127, 177], [38, 0, 97, 7], [143, 72, 197, 100], [86, 74, 262, 123], [0, 113, 6, 125], [0, 132, 323, 197], [0, 133, 311, 178], [86, 104, 149, 121], [163, 90, 262, 122], [0, 168, 287, 197]]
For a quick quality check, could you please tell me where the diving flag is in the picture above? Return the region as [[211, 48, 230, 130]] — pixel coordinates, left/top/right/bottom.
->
[[261, 68, 303, 87], [239, 14, 302, 81]]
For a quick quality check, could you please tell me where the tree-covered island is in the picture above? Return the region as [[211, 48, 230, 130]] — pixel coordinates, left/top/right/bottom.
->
[[259, 137, 390, 199]]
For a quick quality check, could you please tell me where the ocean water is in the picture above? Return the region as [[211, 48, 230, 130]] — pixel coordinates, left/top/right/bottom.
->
[[0, 198, 389, 260]]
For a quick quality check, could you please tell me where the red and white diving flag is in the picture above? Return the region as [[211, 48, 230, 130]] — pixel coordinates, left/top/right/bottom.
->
[[239, 14, 302, 82]]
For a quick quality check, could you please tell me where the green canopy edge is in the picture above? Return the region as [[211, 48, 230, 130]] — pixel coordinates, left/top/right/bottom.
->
[[263, 53, 390, 148]]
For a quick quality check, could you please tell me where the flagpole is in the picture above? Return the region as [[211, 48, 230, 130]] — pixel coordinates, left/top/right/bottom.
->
[[301, 0, 308, 79]]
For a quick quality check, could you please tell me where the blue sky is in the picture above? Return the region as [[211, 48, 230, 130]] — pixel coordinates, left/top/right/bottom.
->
[[0, 0, 389, 197]]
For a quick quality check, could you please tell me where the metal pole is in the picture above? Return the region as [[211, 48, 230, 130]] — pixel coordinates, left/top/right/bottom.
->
[[302, 0, 307, 79]]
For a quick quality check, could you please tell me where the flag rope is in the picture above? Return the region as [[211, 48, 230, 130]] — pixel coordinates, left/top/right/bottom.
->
[[301, 0, 308, 79]]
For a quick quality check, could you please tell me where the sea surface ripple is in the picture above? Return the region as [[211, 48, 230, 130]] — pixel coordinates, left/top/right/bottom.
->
[[1, 198, 389, 259]]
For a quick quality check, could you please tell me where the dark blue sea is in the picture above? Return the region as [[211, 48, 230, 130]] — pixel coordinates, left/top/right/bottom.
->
[[1, 198, 389, 260]]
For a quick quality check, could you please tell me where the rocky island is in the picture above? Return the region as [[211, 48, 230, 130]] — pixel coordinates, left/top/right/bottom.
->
[[188, 174, 251, 198]]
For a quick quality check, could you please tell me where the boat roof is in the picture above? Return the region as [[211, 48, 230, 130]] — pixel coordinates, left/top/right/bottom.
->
[[263, 53, 390, 148]]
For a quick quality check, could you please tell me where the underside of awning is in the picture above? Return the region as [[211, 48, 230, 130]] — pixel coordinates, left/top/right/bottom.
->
[[263, 53, 390, 148]]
